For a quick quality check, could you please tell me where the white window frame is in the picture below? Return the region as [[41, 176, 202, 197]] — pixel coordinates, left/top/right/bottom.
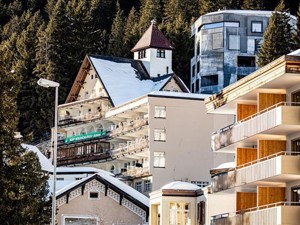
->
[[144, 180, 152, 192], [169, 203, 190, 225], [153, 152, 166, 168], [228, 35, 240, 50], [251, 21, 262, 33], [135, 181, 142, 192], [62, 214, 99, 225], [154, 129, 166, 142], [154, 106, 166, 118], [88, 191, 100, 200]]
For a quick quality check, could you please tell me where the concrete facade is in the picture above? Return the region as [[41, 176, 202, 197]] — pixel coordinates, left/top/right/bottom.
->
[[190, 10, 296, 94]]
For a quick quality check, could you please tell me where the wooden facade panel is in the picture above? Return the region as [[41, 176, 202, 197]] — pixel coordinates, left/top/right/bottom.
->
[[237, 104, 257, 121], [236, 192, 257, 211], [258, 93, 286, 111], [259, 140, 286, 158], [237, 148, 257, 167], [258, 187, 285, 206]]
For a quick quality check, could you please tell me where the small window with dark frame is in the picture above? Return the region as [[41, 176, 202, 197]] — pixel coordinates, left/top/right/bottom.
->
[[138, 50, 146, 59], [251, 21, 262, 33], [89, 191, 99, 199], [228, 35, 240, 50], [157, 49, 165, 58], [196, 79, 199, 92], [192, 65, 195, 77], [237, 56, 256, 67]]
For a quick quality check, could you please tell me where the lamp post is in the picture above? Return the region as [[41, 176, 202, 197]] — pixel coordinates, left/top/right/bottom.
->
[[37, 78, 60, 225]]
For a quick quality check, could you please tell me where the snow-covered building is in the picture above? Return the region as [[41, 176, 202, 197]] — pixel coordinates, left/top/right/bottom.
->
[[23, 144, 149, 225], [54, 21, 234, 196], [190, 10, 296, 94]]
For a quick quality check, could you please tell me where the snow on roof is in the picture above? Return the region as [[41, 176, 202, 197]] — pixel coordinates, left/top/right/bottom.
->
[[161, 181, 201, 191], [89, 56, 171, 107], [206, 10, 273, 16], [22, 144, 53, 172], [56, 172, 149, 206], [288, 49, 300, 56], [213, 161, 236, 170], [148, 91, 211, 100]]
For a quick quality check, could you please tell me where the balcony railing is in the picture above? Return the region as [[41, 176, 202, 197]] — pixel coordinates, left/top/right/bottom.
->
[[110, 118, 148, 137], [112, 138, 149, 158], [211, 202, 300, 225], [122, 166, 150, 178], [57, 151, 111, 166], [58, 112, 104, 126], [212, 151, 300, 192], [212, 102, 300, 151]]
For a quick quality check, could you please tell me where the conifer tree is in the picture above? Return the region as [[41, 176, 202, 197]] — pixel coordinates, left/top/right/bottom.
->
[[139, 0, 162, 34], [0, 37, 51, 225], [294, 4, 300, 49], [258, 1, 294, 67], [107, 2, 127, 57], [242, 0, 264, 9], [124, 7, 140, 58]]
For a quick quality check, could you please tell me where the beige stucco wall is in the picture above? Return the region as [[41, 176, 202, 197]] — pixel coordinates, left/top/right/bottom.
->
[[162, 78, 183, 92], [58, 190, 144, 225], [148, 96, 234, 191]]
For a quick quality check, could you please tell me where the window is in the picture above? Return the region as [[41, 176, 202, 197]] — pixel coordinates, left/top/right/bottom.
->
[[196, 42, 200, 55], [191, 83, 195, 93], [157, 49, 165, 58], [89, 191, 99, 200], [154, 129, 166, 141], [201, 75, 218, 87], [57, 177, 64, 181], [91, 74, 94, 79], [138, 50, 146, 59], [135, 181, 142, 192], [237, 56, 256, 67], [192, 65, 195, 77], [251, 21, 262, 33], [191, 181, 209, 188], [144, 180, 152, 192], [212, 32, 223, 49], [169, 203, 190, 225], [197, 61, 200, 73], [155, 106, 166, 118], [154, 152, 165, 168], [228, 35, 240, 50], [197, 201, 206, 225], [64, 216, 98, 225], [196, 79, 199, 92]]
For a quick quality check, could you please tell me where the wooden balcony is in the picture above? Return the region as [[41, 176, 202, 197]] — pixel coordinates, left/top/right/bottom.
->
[[112, 138, 149, 158], [57, 151, 111, 166], [110, 118, 148, 138], [212, 151, 300, 192], [121, 165, 150, 178], [211, 202, 300, 225], [212, 102, 300, 152], [58, 112, 104, 127]]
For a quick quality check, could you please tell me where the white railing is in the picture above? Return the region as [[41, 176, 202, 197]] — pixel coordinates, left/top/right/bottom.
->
[[110, 118, 148, 137], [123, 166, 150, 178], [212, 151, 300, 192], [212, 102, 300, 151], [112, 138, 149, 158], [211, 202, 300, 225], [58, 112, 104, 125]]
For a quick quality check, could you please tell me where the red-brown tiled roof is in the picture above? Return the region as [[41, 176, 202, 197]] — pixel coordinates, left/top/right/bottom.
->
[[131, 23, 174, 52]]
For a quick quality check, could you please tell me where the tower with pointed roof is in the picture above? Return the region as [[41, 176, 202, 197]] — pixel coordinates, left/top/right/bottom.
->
[[131, 20, 174, 78]]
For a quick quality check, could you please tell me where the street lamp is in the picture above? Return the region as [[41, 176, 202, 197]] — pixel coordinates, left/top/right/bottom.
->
[[37, 78, 60, 225]]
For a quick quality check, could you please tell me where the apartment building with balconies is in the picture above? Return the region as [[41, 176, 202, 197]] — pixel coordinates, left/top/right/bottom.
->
[[205, 51, 300, 224], [190, 10, 296, 94], [54, 21, 234, 195]]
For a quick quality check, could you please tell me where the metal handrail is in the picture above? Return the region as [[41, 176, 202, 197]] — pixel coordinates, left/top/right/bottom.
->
[[211, 201, 300, 220], [212, 102, 300, 135], [236, 151, 300, 169]]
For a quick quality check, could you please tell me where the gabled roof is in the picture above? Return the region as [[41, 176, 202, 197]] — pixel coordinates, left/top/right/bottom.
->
[[131, 22, 174, 52], [56, 172, 149, 207], [89, 55, 178, 106]]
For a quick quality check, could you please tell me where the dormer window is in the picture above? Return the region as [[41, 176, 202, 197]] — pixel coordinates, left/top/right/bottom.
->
[[138, 50, 146, 59], [157, 49, 165, 58]]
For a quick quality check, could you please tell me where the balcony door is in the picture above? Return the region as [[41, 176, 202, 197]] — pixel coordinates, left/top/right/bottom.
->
[[291, 186, 300, 202], [292, 139, 300, 152], [292, 90, 300, 103]]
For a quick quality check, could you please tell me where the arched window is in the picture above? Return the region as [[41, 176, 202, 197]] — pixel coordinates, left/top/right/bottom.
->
[[110, 165, 115, 173], [87, 126, 94, 133], [96, 124, 103, 132], [80, 128, 86, 135]]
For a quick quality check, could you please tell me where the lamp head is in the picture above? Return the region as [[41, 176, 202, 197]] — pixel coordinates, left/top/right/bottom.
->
[[37, 78, 60, 88]]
